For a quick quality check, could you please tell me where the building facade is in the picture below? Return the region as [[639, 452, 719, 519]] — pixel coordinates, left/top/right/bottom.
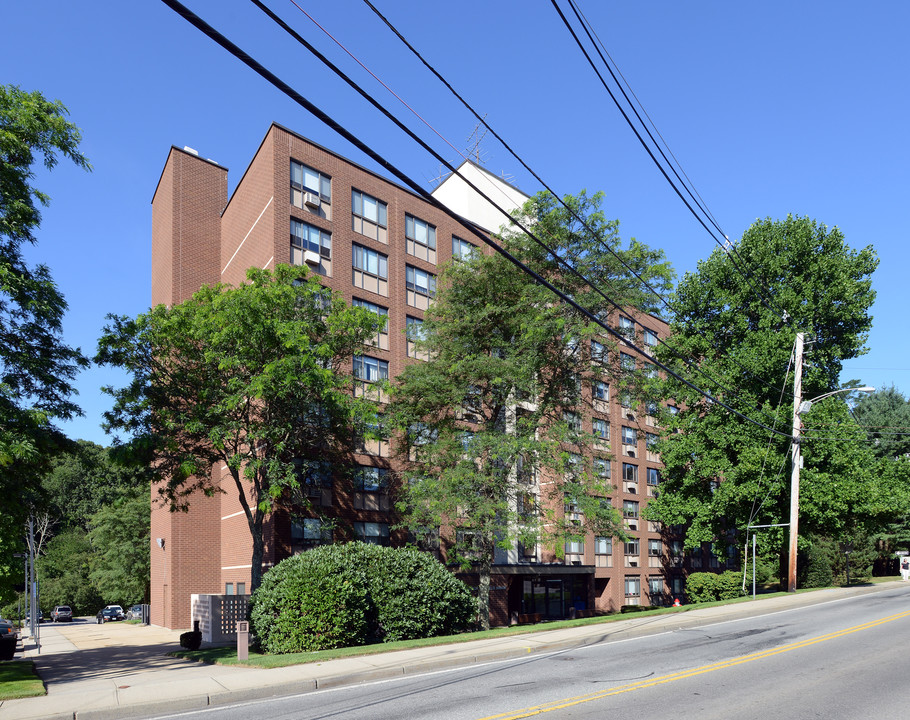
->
[[150, 123, 680, 629]]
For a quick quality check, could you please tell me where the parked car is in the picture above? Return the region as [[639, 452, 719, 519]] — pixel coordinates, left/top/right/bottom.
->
[[96, 605, 125, 623], [126, 604, 143, 621], [0, 618, 17, 639], [51, 606, 73, 622], [0, 618, 17, 660]]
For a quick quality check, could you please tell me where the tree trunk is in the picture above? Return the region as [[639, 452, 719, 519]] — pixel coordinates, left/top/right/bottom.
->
[[249, 511, 265, 593], [477, 547, 493, 631]]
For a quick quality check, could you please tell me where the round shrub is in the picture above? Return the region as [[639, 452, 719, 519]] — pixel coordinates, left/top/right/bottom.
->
[[685, 571, 745, 603], [250, 542, 475, 654]]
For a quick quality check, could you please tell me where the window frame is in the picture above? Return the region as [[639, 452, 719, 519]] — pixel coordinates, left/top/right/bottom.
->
[[351, 189, 388, 227], [405, 265, 436, 297], [290, 159, 331, 201], [352, 243, 388, 279], [290, 218, 332, 261]]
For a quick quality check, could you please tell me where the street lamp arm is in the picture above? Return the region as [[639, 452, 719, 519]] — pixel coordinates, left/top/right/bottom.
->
[[797, 386, 874, 415]]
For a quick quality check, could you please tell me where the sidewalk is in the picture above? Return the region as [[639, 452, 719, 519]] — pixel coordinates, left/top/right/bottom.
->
[[2, 582, 905, 720]]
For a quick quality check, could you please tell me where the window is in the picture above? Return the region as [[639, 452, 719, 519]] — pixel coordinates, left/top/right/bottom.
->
[[564, 411, 581, 433], [594, 458, 611, 479], [225, 583, 234, 595], [408, 422, 437, 447], [352, 298, 389, 350], [565, 453, 582, 480], [452, 235, 477, 260], [591, 340, 607, 363], [648, 539, 662, 556], [353, 244, 387, 278], [646, 432, 658, 449], [645, 399, 658, 415], [593, 380, 609, 401], [668, 405, 679, 415], [618, 316, 635, 338], [297, 458, 332, 488], [620, 391, 632, 409], [643, 328, 658, 347], [352, 244, 389, 296], [237, 583, 246, 595], [353, 355, 389, 383], [621, 426, 638, 446], [620, 353, 635, 371], [565, 540, 584, 555], [354, 465, 389, 492], [623, 500, 639, 519], [291, 160, 331, 205], [351, 189, 388, 242], [648, 576, 663, 595], [290, 219, 331, 265], [624, 539, 640, 557], [406, 265, 436, 308], [406, 214, 437, 262], [595, 536, 612, 555], [647, 467, 660, 486], [625, 575, 641, 597], [670, 540, 684, 558], [622, 463, 638, 482], [593, 418, 610, 441], [405, 316, 428, 360], [291, 518, 332, 548], [354, 522, 390, 546], [644, 363, 658, 379]]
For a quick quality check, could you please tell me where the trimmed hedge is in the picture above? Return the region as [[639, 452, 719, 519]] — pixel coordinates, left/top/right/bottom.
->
[[250, 542, 475, 654], [685, 571, 745, 603]]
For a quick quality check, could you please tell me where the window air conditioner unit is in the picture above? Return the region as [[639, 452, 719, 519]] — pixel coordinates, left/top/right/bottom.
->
[[627, 450, 636, 457], [629, 559, 638, 567], [303, 249, 320, 265], [304, 191, 321, 207]]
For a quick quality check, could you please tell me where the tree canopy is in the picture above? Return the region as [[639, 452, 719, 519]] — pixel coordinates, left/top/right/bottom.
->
[[0, 84, 90, 603], [389, 190, 674, 626], [647, 215, 886, 572], [96, 264, 382, 590]]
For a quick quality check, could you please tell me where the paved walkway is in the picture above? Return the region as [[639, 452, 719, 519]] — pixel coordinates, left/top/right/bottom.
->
[[2, 582, 905, 720]]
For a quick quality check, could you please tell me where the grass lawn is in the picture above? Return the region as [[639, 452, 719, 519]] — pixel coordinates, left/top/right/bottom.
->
[[170, 585, 815, 669], [0, 661, 45, 700]]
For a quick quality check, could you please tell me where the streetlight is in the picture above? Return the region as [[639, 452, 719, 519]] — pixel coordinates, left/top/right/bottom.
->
[[787, 331, 873, 592]]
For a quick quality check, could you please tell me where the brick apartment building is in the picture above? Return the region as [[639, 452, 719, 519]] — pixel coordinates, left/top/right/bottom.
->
[[149, 123, 684, 629]]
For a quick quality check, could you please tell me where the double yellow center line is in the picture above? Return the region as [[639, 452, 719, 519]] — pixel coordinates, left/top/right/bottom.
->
[[478, 609, 910, 719]]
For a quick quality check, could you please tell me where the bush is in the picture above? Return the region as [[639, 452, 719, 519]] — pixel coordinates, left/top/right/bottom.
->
[[799, 543, 834, 588], [179, 630, 201, 650], [685, 571, 745, 603], [250, 542, 475, 654], [620, 604, 651, 613]]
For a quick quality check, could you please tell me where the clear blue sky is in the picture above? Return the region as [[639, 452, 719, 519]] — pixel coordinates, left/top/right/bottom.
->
[[4, 1, 908, 445]]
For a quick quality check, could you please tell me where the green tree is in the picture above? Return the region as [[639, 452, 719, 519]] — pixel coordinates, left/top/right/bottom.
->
[[88, 488, 150, 605], [389, 191, 673, 627], [37, 528, 103, 615], [0, 84, 90, 604], [851, 385, 910, 460], [646, 215, 884, 578], [42, 440, 149, 531], [96, 264, 382, 591]]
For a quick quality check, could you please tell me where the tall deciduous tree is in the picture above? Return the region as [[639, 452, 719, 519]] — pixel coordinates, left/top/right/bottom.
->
[[647, 215, 884, 575], [0, 84, 90, 604], [96, 265, 381, 591], [389, 191, 673, 627], [88, 488, 150, 606], [851, 385, 910, 460]]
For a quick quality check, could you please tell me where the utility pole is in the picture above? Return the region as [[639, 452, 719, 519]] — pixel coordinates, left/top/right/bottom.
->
[[787, 332, 804, 593]]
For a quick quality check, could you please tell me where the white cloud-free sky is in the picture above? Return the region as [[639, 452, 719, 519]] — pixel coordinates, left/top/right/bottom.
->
[[4, 0, 908, 444]]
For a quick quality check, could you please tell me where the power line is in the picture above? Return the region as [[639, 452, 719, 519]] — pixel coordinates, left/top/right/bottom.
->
[[549, 0, 792, 328], [159, 0, 793, 441], [355, 0, 795, 411], [254, 0, 794, 434]]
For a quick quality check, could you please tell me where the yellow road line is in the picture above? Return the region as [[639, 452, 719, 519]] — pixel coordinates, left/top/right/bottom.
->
[[476, 609, 910, 720]]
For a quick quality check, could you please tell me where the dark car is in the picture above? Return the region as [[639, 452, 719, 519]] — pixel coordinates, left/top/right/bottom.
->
[[96, 605, 125, 623], [51, 605, 73, 622], [0, 618, 17, 660]]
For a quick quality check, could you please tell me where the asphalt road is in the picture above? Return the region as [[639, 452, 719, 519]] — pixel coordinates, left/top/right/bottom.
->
[[150, 585, 910, 720]]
